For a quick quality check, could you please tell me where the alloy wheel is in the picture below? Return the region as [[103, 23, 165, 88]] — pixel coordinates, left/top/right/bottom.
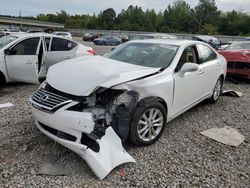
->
[[137, 108, 164, 142]]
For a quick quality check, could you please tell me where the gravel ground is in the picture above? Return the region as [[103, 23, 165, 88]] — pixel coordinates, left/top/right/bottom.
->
[[0, 40, 249, 187]]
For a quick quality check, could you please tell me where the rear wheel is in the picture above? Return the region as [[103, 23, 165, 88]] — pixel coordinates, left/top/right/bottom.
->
[[208, 77, 223, 103], [0, 72, 6, 88], [129, 101, 167, 146]]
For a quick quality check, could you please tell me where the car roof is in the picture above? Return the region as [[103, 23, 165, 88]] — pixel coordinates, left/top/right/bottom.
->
[[127, 39, 204, 46], [10, 33, 62, 38], [138, 33, 174, 37], [53, 31, 70, 34]]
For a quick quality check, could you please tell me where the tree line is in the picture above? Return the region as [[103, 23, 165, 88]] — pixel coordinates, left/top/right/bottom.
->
[[18, 0, 250, 35]]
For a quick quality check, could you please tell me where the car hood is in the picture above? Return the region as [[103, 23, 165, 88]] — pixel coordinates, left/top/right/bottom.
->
[[218, 50, 250, 62], [46, 56, 161, 96]]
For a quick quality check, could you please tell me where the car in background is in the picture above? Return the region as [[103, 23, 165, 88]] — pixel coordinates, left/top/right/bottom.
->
[[93, 36, 122, 46], [218, 41, 250, 79], [130, 33, 178, 40], [0, 33, 95, 86], [192, 35, 221, 50], [52, 31, 72, 40], [119, 35, 129, 42], [0, 30, 23, 37], [82, 33, 102, 41], [82, 33, 93, 41], [241, 37, 250, 41], [27, 30, 43, 33], [30, 39, 226, 180]]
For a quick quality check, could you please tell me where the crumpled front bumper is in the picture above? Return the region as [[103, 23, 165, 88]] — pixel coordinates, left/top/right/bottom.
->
[[31, 103, 135, 179]]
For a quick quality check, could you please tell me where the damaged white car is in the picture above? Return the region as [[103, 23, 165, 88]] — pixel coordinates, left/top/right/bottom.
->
[[0, 33, 94, 86], [30, 39, 227, 179]]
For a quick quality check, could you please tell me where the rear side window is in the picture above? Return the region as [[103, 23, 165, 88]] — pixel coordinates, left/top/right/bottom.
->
[[51, 38, 76, 51], [197, 44, 217, 63], [11, 37, 40, 55]]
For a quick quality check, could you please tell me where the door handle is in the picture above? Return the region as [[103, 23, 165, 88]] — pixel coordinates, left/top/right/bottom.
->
[[216, 62, 221, 66], [64, 56, 71, 60], [198, 69, 204, 74]]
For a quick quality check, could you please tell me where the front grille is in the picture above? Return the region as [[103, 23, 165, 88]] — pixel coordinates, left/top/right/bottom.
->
[[31, 88, 72, 112], [44, 84, 85, 101], [227, 61, 250, 70], [39, 122, 77, 142]]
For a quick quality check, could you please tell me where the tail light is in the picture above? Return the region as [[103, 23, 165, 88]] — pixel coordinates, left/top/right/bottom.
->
[[87, 49, 96, 55]]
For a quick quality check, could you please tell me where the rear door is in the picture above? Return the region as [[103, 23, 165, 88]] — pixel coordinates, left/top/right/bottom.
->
[[45, 37, 77, 68], [196, 44, 220, 95], [5, 37, 41, 83]]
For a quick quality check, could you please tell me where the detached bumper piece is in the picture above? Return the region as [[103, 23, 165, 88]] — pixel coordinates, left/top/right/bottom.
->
[[37, 121, 135, 179]]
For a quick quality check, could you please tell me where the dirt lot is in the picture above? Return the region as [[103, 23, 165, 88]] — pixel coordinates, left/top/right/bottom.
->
[[0, 40, 249, 187]]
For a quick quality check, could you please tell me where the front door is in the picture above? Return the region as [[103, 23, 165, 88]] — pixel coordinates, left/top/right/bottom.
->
[[5, 37, 41, 83], [172, 45, 206, 115]]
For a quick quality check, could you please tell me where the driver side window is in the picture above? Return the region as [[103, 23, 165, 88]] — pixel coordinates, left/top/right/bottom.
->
[[175, 46, 197, 72], [11, 37, 40, 55]]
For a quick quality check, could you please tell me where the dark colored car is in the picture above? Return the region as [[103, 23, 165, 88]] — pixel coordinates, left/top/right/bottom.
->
[[192, 35, 221, 50], [93, 36, 122, 46], [27, 30, 43, 33], [82, 33, 93, 41], [218, 41, 250, 79], [119, 35, 129, 42], [83, 33, 102, 41]]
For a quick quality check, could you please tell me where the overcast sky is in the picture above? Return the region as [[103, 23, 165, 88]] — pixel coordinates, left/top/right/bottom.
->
[[1, 0, 250, 17]]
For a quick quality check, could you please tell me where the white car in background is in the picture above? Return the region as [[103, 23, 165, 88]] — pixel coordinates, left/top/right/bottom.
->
[[30, 39, 227, 179], [52, 31, 72, 40], [0, 33, 95, 86]]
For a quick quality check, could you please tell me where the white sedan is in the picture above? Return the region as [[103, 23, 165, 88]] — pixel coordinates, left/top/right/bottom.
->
[[52, 31, 72, 40], [0, 33, 95, 86], [30, 39, 227, 179]]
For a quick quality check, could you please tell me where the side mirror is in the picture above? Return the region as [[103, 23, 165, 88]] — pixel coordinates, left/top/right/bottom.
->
[[111, 47, 115, 51], [180, 63, 199, 73], [4, 49, 11, 55]]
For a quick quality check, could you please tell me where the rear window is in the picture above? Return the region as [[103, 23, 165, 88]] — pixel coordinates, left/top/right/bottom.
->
[[51, 38, 77, 51]]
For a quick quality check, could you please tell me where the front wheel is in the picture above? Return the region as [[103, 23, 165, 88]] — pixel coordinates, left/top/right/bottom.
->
[[129, 101, 167, 146], [208, 77, 223, 103]]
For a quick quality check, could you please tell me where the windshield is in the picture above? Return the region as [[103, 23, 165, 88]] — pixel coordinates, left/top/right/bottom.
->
[[227, 42, 250, 50], [107, 43, 178, 68], [0, 35, 18, 49]]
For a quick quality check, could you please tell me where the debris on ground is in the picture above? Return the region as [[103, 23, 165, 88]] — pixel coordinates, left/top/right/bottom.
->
[[201, 126, 245, 147], [37, 162, 67, 176], [0, 102, 14, 108], [221, 90, 243, 97]]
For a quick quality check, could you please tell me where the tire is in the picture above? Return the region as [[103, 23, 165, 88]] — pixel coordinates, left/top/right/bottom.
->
[[0, 72, 6, 88], [129, 101, 167, 146], [208, 77, 223, 103]]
